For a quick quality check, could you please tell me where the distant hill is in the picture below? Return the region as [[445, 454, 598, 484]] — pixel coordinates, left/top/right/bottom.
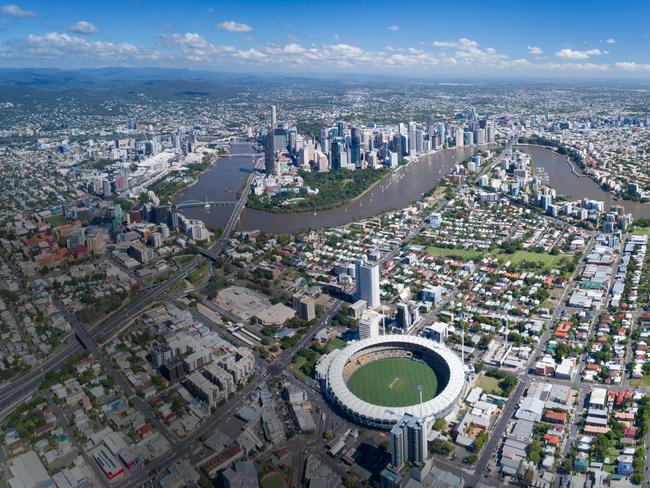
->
[[0, 68, 265, 102]]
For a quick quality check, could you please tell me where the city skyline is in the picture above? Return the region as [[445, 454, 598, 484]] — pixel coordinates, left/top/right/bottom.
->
[[4, 3, 650, 487], [3, 44, 650, 487], [1, 0, 650, 78]]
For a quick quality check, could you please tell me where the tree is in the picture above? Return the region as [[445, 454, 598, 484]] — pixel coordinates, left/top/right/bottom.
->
[[343, 476, 357, 488], [591, 433, 611, 462], [431, 439, 454, 456], [610, 419, 625, 440], [474, 431, 488, 452], [433, 418, 447, 432], [464, 453, 477, 464], [527, 438, 543, 465], [554, 342, 572, 362]]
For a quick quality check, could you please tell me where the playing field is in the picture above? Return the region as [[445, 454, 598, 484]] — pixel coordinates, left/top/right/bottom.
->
[[346, 357, 439, 407]]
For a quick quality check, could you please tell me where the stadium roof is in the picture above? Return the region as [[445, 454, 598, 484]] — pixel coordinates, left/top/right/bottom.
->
[[318, 334, 465, 426]]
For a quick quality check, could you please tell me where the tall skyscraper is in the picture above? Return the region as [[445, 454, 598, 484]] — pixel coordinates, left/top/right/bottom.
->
[[476, 128, 486, 145], [391, 414, 429, 469], [467, 105, 478, 122], [350, 127, 361, 168], [270, 105, 277, 125], [426, 115, 435, 138], [392, 133, 402, 158], [273, 127, 288, 153], [264, 127, 275, 176], [415, 128, 424, 153], [337, 121, 346, 138], [330, 138, 344, 170], [356, 257, 380, 310], [455, 127, 464, 147], [319, 128, 329, 153], [408, 121, 417, 154]]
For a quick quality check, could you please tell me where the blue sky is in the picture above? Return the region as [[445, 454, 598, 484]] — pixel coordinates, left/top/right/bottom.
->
[[1, 0, 650, 77]]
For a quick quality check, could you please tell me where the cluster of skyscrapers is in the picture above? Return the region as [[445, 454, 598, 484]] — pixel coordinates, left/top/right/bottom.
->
[[262, 106, 496, 177]]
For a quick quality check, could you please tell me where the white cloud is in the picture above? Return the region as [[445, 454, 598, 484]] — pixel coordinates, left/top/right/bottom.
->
[[12, 32, 162, 64], [458, 38, 478, 48], [235, 48, 266, 61], [540, 62, 609, 72], [0, 30, 644, 77], [168, 32, 210, 50], [387, 25, 399, 32], [0, 4, 36, 17], [215, 20, 253, 33], [605, 38, 616, 44], [432, 38, 478, 49], [556, 48, 606, 60], [281, 43, 305, 54], [67, 20, 99, 35], [614, 61, 650, 71], [431, 40, 457, 48], [527, 45, 543, 55]]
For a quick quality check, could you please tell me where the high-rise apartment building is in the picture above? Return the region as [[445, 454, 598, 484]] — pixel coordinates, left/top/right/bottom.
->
[[355, 257, 380, 309], [391, 414, 429, 469]]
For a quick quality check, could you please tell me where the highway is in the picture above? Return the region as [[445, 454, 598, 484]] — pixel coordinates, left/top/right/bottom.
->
[[0, 146, 260, 421], [196, 171, 256, 263], [0, 257, 204, 418], [55, 299, 178, 446]]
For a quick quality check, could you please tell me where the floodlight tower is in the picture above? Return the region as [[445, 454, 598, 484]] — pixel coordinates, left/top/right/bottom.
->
[[417, 384, 424, 419], [460, 318, 465, 365]]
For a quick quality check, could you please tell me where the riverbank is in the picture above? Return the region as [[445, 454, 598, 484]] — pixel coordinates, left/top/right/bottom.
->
[[247, 167, 389, 214], [179, 144, 483, 233], [517, 145, 650, 221], [144, 152, 226, 206], [517, 143, 583, 177], [519, 142, 650, 205], [245, 146, 471, 215]]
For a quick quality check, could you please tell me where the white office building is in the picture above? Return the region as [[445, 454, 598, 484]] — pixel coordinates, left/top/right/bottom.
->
[[455, 127, 464, 147], [356, 257, 380, 310]]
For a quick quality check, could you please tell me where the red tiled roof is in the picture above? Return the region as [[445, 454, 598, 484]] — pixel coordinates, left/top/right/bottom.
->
[[544, 410, 567, 424], [543, 433, 560, 445]]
